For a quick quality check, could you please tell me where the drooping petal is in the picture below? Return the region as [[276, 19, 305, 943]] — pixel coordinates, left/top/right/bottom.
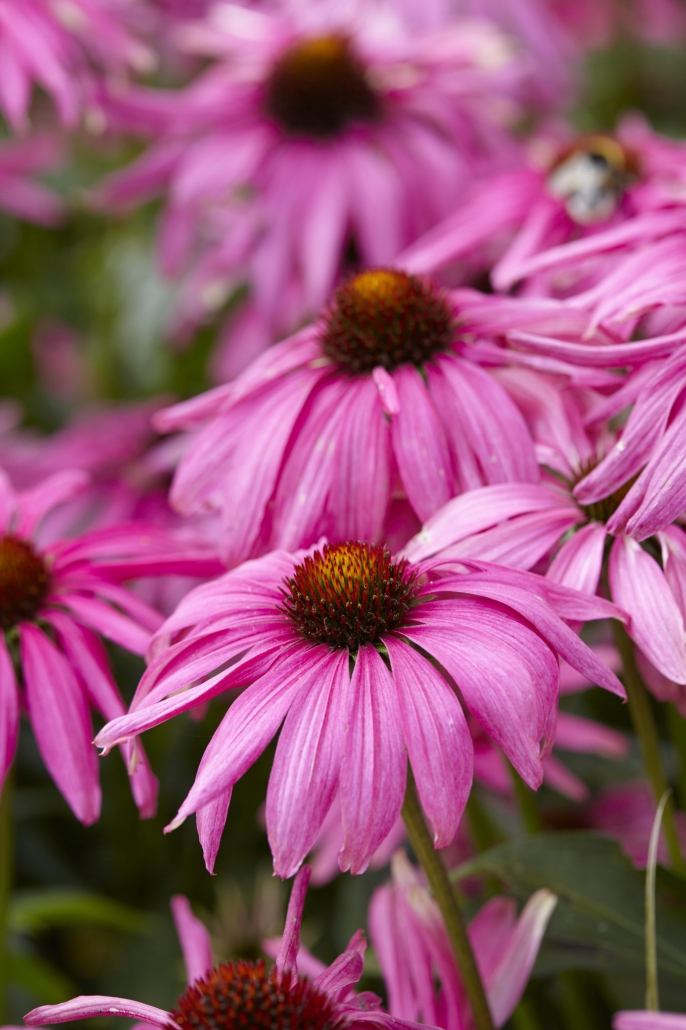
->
[[275, 866, 311, 976], [546, 521, 607, 595], [609, 535, 686, 684], [24, 998, 173, 1028], [390, 364, 454, 522], [196, 789, 232, 876], [482, 890, 558, 1027], [385, 638, 472, 848], [46, 612, 159, 819], [405, 602, 558, 788], [266, 651, 348, 879], [170, 896, 214, 985], [339, 645, 406, 875], [330, 377, 392, 542], [20, 624, 100, 826], [0, 634, 19, 786], [169, 646, 332, 826]]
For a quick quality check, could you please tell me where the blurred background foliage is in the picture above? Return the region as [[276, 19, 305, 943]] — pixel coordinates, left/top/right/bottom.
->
[[4, 31, 686, 1030]]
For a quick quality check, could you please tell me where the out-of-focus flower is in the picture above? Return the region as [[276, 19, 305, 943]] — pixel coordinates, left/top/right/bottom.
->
[[543, 0, 686, 50], [156, 271, 585, 566], [0, 468, 221, 823], [31, 321, 93, 402], [95, 538, 623, 877], [370, 850, 557, 1030], [402, 116, 686, 299], [0, 133, 63, 224], [589, 782, 686, 869], [97, 2, 525, 369], [26, 866, 425, 1030], [0, 0, 154, 131], [614, 1012, 686, 1029], [405, 367, 686, 688]]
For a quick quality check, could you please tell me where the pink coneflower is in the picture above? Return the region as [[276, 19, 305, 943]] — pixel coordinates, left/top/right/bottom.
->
[[401, 115, 686, 297], [25, 866, 425, 1030], [0, 467, 220, 824], [94, 538, 623, 878], [405, 367, 686, 688], [0, 0, 154, 131], [157, 270, 549, 565], [97, 2, 523, 368], [370, 850, 557, 1030], [0, 133, 63, 225]]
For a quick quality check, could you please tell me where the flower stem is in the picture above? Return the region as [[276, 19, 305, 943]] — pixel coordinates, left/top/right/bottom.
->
[[402, 770, 494, 1030], [612, 621, 686, 875], [0, 773, 13, 1022]]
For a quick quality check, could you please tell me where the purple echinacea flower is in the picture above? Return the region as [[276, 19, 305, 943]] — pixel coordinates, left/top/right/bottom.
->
[[155, 270, 586, 566], [94, 539, 624, 878], [0, 467, 221, 823], [25, 866, 427, 1030]]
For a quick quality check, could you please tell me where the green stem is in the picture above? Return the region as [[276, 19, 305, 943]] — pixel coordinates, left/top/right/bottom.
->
[[0, 773, 13, 1022], [508, 762, 544, 834], [612, 621, 686, 874], [667, 704, 686, 811], [402, 770, 494, 1030]]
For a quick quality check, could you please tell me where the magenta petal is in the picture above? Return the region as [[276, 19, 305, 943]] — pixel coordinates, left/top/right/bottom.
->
[[170, 896, 213, 985], [196, 789, 232, 875], [46, 613, 159, 819], [330, 377, 392, 542], [0, 634, 19, 786], [339, 645, 406, 875], [555, 712, 627, 757], [20, 624, 101, 826], [406, 605, 558, 788], [24, 998, 172, 1028], [172, 646, 331, 823], [403, 483, 573, 562], [368, 886, 410, 1019], [481, 890, 558, 1026], [609, 535, 686, 684], [271, 377, 350, 550], [313, 940, 364, 996], [275, 866, 311, 976], [614, 1015, 686, 1030], [266, 651, 348, 879], [391, 364, 454, 522], [547, 522, 607, 594], [16, 470, 88, 538], [385, 638, 472, 848]]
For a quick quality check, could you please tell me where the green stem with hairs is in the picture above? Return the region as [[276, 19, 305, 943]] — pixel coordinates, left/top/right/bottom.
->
[[612, 621, 686, 874], [0, 773, 13, 1022], [402, 770, 495, 1030]]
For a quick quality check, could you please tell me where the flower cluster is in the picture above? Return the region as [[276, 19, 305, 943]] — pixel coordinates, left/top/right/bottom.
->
[[3, 2, 686, 1030]]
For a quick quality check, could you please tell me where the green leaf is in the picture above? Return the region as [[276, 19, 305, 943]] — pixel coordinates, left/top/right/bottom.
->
[[452, 832, 686, 989], [9, 890, 148, 935], [5, 950, 75, 1003]]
